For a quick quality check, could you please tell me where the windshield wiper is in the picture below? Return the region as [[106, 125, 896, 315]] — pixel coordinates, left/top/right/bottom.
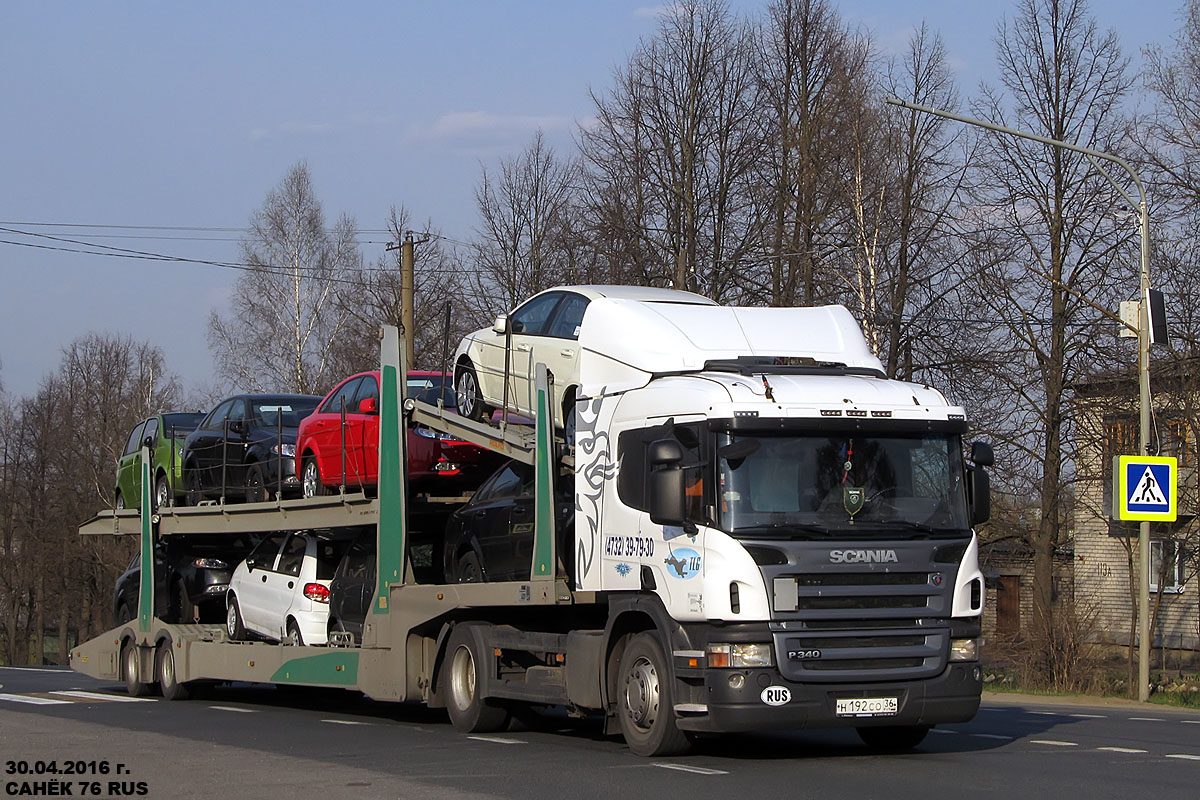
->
[[731, 522, 835, 538]]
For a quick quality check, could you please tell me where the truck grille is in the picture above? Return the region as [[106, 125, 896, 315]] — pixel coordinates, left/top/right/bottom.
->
[[776, 626, 948, 683], [773, 572, 944, 618]]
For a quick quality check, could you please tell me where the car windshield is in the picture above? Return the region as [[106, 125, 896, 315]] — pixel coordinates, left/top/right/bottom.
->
[[162, 412, 205, 436], [717, 431, 969, 538], [250, 399, 319, 428]]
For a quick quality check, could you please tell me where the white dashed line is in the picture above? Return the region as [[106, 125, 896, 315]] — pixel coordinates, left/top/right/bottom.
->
[[321, 719, 372, 726], [1068, 713, 1106, 719], [209, 705, 258, 713], [467, 735, 524, 745], [930, 729, 959, 735], [971, 733, 1014, 740], [1181, 720, 1200, 725], [1030, 740, 1078, 747], [653, 764, 729, 775], [1165, 754, 1200, 761], [49, 690, 154, 703], [0, 667, 72, 673], [1097, 747, 1147, 754], [0, 693, 71, 705], [1129, 717, 1164, 722], [1028, 711, 1060, 716]]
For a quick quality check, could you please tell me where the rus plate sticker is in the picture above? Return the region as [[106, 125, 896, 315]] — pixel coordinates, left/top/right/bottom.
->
[[761, 686, 791, 706]]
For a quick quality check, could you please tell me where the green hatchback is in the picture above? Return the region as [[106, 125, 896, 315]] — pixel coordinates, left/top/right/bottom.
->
[[115, 412, 206, 510]]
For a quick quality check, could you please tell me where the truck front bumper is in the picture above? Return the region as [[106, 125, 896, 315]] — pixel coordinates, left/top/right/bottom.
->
[[676, 661, 981, 733]]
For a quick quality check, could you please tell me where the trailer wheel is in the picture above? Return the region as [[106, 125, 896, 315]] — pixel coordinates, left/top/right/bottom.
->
[[226, 596, 245, 641], [121, 640, 154, 697], [615, 633, 691, 757], [856, 725, 930, 751], [442, 625, 510, 733], [156, 640, 190, 701]]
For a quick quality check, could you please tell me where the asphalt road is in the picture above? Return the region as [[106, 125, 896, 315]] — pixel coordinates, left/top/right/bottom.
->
[[2, 666, 1199, 799]]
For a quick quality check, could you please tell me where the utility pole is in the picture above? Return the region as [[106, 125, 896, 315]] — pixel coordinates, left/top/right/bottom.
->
[[885, 96, 1155, 702], [386, 233, 417, 367]]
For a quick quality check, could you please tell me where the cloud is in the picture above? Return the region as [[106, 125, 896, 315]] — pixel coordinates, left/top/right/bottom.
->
[[633, 5, 670, 19]]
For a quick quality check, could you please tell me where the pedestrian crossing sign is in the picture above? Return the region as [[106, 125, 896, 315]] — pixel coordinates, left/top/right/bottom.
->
[[1114, 455, 1177, 522]]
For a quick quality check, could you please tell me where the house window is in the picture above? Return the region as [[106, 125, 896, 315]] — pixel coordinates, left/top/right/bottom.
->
[[1149, 539, 1185, 594], [1162, 420, 1194, 467]]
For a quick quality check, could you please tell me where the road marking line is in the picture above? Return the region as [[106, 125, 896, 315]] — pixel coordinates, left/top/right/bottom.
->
[[1165, 754, 1200, 761], [467, 735, 524, 745], [209, 705, 258, 713], [49, 690, 154, 703], [1129, 717, 1164, 722], [1181, 720, 1200, 725], [1028, 711, 1060, 716], [1030, 740, 1078, 747], [930, 729, 958, 735], [1068, 713, 1106, 719], [971, 734, 1014, 740], [0, 693, 71, 705], [0, 667, 72, 673], [322, 719, 372, 726], [1098, 747, 1147, 754], [653, 764, 729, 775]]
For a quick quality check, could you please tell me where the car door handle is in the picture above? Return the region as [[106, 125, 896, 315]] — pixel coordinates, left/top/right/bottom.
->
[[288, 581, 294, 589], [261, 574, 267, 583], [513, 505, 527, 514], [515, 344, 531, 352], [560, 349, 574, 358]]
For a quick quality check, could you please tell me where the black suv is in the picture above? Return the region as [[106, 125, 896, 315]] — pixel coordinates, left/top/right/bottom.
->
[[113, 534, 262, 625], [327, 527, 377, 644], [182, 394, 321, 503]]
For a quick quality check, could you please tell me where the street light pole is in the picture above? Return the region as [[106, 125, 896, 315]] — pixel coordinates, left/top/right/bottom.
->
[[885, 96, 1154, 702]]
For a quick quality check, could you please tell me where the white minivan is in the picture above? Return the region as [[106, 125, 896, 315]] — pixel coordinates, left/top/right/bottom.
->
[[226, 531, 340, 646]]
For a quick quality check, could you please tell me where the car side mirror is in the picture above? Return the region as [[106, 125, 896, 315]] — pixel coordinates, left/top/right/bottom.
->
[[228, 420, 246, 435], [359, 397, 377, 414], [492, 314, 508, 334], [142, 435, 155, 449]]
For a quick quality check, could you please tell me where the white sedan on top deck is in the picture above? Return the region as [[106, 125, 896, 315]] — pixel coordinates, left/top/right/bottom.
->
[[452, 285, 717, 437]]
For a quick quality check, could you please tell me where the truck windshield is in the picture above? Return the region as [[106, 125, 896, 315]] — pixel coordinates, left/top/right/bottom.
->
[[716, 431, 969, 538]]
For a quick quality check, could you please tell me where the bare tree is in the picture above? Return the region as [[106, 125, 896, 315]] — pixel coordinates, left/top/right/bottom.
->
[[967, 0, 1135, 675], [208, 162, 360, 394]]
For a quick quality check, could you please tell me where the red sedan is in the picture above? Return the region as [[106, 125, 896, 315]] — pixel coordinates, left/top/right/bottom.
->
[[296, 371, 502, 497]]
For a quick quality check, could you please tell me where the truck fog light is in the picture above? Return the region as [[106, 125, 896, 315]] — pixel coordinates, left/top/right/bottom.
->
[[708, 643, 773, 668], [728, 673, 745, 689], [950, 638, 978, 662]]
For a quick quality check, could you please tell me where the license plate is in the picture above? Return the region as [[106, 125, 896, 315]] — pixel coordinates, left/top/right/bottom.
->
[[836, 697, 898, 717]]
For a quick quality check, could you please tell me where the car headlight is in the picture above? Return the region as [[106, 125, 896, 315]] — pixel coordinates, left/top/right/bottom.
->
[[272, 444, 296, 457], [415, 426, 447, 439], [707, 643, 774, 668], [950, 638, 978, 662], [192, 558, 228, 569]]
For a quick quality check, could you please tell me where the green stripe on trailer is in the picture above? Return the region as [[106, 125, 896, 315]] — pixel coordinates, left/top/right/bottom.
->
[[138, 447, 153, 636], [269, 651, 360, 685], [375, 326, 408, 613], [532, 368, 555, 578]]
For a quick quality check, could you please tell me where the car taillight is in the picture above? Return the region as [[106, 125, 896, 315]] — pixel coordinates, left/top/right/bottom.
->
[[303, 583, 330, 603]]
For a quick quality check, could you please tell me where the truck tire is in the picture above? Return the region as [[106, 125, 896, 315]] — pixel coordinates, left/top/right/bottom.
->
[[441, 625, 510, 733], [226, 596, 245, 641], [615, 633, 691, 757], [856, 725, 930, 751], [156, 639, 190, 701], [121, 640, 154, 697]]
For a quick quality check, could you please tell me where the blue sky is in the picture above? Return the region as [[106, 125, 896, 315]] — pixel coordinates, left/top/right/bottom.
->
[[0, 1, 1187, 400]]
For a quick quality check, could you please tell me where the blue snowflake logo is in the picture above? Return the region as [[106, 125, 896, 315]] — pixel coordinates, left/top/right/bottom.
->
[[615, 563, 632, 577]]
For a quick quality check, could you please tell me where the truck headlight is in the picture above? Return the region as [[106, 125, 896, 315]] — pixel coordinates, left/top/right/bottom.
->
[[950, 638, 978, 662], [707, 643, 774, 668]]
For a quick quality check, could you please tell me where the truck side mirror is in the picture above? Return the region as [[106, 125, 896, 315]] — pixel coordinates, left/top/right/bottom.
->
[[969, 466, 991, 526], [971, 441, 994, 467], [647, 440, 687, 526], [492, 314, 508, 334]]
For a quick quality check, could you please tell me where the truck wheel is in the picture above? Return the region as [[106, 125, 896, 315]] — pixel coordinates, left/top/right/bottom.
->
[[615, 633, 691, 757], [856, 725, 930, 751], [301, 458, 326, 498], [226, 596, 245, 641], [156, 639, 190, 701], [121, 641, 154, 697], [245, 463, 267, 503], [154, 475, 172, 510], [456, 551, 483, 583], [455, 362, 486, 422], [441, 625, 510, 733]]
